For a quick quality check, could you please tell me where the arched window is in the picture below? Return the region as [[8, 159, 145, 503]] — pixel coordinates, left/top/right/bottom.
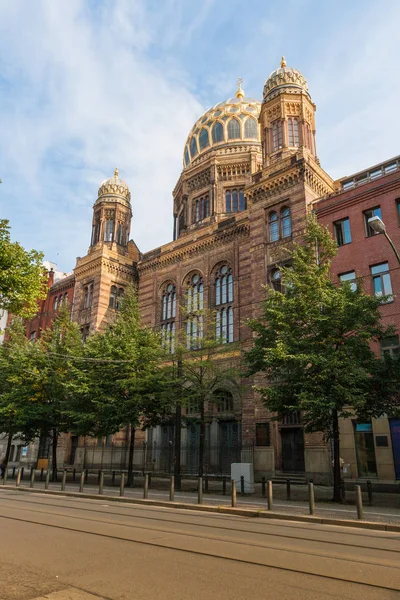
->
[[215, 265, 234, 344], [270, 269, 282, 292], [91, 217, 100, 246], [109, 285, 117, 309], [269, 211, 279, 242], [212, 121, 224, 143], [116, 223, 127, 246], [281, 207, 292, 238], [161, 283, 176, 353], [214, 390, 234, 413], [189, 136, 198, 158], [104, 219, 114, 242], [193, 195, 210, 223], [227, 118, 240, 140], [186, 274, 204, 350], [116, 288, 124, 310], [53, 296, 58, 311], [272, 120, 283, 151], [244, 117, 258, 139], [288, 118, 299, 147], [225, 189, 246, 213], [199, 128, 210, 150]]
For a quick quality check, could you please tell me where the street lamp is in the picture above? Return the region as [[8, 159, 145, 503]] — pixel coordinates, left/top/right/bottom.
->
[[368, 216, 400, 265]]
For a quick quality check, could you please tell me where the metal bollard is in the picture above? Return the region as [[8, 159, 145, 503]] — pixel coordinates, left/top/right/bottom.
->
[[204, 475, 209, 494], [40, 468, 44, 482], [143, 474, 149, 499], [61, 470, 67, 492], [286, 479, 291, 501], [231, 479, 237, 507], [16, 469, 21, 487], [73, 468, 76, 482], [45, 469, 50, 490], [308, 482, 315, 515], [99, 471, 104, 495], [79, 470, 85, 493], [30, 469, 35, 488], [120, 473, 125, 497], [267, 480, 273, 510], [240, 475, 245, 495], [85, 469, 89, 482], [169, 475, 175, 501], [148, 473, 152, 489], [20, 467, 24, 480], [222, 476, 227, 495], [198, 477, 203, 504], [367, 480, 373, 506], [356, 485, 364, 520]]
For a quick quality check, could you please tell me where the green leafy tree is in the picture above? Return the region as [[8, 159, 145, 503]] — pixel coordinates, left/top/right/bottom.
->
[[81, 286, 167, 486], [0, 219, 47, 317], [0, 319, 41, 466], [245, 217, 398, 502]]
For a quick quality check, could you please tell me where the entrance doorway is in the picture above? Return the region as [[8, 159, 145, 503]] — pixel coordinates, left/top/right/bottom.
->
[[281, 428, 305, 472]]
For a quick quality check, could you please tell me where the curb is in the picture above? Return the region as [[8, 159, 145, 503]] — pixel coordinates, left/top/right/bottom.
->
[[2, 485, 399, 533]]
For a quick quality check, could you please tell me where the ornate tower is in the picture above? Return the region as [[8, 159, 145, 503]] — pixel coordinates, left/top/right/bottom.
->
[[259, 57, 317, 167], [72, 169, 139, 336]]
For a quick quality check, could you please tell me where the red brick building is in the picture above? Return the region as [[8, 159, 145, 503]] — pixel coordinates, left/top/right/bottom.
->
[[316, 156, 400, 481]]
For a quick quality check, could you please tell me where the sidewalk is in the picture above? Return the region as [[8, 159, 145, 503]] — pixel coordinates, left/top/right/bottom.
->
[[3, 475, 400, 526]]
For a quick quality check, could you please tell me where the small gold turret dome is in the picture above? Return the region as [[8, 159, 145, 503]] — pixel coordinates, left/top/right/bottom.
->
[[263, 56, 309, 102], [96, 167, 131, 207]]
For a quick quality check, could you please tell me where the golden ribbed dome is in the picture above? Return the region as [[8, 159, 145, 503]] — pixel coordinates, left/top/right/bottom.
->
[[263, 57, 309, 103], [183, 80, 261, 169], [96, 167, 131, 207]]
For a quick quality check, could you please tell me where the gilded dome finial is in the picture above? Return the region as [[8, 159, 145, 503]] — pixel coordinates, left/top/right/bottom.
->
[[114, 167, 119, 178], [235, 76, 245, 99], [280, 56, 286, 69]]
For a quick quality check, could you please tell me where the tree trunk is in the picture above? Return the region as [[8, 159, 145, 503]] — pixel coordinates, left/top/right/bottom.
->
[[127, 424, 135, 487], [4, 431, 13, 466], [332, 409, 342, 503], [198, 401, 205, 478], [52, 428, 58, 482]]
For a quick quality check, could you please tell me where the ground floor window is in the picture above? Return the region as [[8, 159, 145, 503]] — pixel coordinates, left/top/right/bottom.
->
[[354, 422, 377, 477]]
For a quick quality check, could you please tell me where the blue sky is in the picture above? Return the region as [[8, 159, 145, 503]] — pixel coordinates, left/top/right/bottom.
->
[[0, 0, 399, 272]]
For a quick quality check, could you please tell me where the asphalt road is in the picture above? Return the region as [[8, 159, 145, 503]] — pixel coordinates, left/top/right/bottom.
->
[[0, 489, 399, 600]]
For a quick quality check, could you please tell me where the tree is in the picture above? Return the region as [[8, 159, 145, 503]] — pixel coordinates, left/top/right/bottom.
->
[[32, 306, 85, 480], [163, 306, 241, 480], [0, 219, 47, 317], [81, 286, 167, 486], [0, 319, 42, 466], [245, 217, 398, 502]]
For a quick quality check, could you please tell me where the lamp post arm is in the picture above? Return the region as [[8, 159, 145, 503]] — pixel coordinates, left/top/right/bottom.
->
[[384, 232, 400, 266]]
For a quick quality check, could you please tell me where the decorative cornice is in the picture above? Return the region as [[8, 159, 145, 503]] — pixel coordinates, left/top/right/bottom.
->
[[138, 222, 250, 273]]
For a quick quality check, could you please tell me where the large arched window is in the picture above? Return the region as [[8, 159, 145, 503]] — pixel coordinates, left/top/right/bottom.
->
[[53, 296, 58, 311], [116, 223, 127, 246], [215, 265, 233, 344], [199, 128, 210, 150], [186, 274, 204, 350], [189, 136, 198, 158], [116, 287, 124, 310], [212, 121, 224, 143], [281, 207, 292, 238], [214, 389, 234, 413], [161, 283, 176, 353], [272, 120, 283, 151], [227, 118, 240, 140], [244, 117, 258, 139], [91, 216, 100, 246], [288, 118, 299, 147], [225, 189, 246, 213], [269, 211, 279, 242]]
